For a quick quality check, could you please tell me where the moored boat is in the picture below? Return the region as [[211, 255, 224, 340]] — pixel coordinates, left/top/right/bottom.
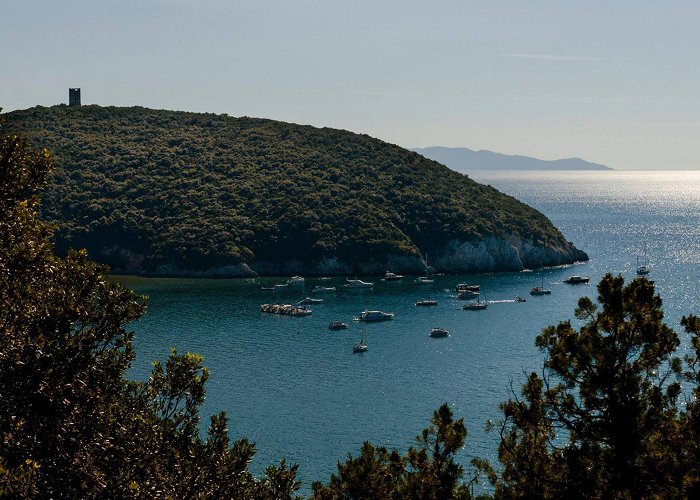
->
[[415, 276, 434, 284], [328, 321, 348, 330], [563, 275, 590, 284], [463, 298, 487, 310], [260, 303, 312, 316], [298, 297, 323, 305], [383, 271, 403, 281], [636, 244, 651, 275], [356, 310, 394, 322], [456, 283, 480, 293], [457, 289, 479, 299], [313, 285, 337, 293], [344, 279, 374, 288], [416, 299, 438, 307], [287, 275, 305, 284], [530, 277, 551, 295], [352, 341, 368, 353], [429, 327, 449, 338]]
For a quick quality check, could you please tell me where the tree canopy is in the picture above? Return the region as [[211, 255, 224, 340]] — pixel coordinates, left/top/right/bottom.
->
[[0, 123, 301, 498], [488, 274, 700, 498]]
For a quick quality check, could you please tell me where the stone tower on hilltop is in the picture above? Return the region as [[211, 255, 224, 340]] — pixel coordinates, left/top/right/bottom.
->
[[69, 88, 81, 106]]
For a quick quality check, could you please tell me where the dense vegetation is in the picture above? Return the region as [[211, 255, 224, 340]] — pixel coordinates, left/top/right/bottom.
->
[[4, 125, 700, 497], [4, 105, 583, 275]]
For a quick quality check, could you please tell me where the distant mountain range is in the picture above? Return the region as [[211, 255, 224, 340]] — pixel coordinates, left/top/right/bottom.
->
[[412, 146, 612, 172]]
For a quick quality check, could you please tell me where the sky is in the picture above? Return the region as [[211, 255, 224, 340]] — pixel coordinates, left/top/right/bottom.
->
[[2, 0, 699, 170]]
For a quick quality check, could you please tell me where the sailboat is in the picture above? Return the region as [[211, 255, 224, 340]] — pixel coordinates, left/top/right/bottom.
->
[[636, 243, 651, 276], [416, 252, 436, 283], [530, 276, 552, 296], [353, 325, 368, 353]]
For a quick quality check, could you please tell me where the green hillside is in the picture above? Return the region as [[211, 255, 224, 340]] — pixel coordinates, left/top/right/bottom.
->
[[4, 105, 587, 276]]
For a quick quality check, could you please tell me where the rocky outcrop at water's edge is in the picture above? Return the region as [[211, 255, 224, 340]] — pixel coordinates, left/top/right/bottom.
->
[[108, 235, 588, 278]]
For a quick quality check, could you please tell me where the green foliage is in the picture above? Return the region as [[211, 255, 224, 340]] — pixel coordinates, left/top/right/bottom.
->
[[0, 125, 301, 497], [312, 403, 484, 499], [485, 274, 697, 498], [4, 105, 576, 274]]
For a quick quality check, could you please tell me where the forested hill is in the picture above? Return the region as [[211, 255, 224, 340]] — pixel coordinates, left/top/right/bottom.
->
[[4, 105, 587, 276]]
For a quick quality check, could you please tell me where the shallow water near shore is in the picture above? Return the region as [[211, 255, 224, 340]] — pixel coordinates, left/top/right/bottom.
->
[[122, 170, 700, 494]]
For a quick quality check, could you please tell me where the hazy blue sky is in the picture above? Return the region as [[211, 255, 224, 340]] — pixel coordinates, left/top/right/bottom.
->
[[2, 0, 699, 169]]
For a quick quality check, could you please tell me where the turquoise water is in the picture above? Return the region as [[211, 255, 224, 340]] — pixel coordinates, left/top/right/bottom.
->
[[122, 170, 700, 492]]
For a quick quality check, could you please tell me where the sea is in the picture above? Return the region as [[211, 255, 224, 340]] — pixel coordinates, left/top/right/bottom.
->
[[120, 170, 700, 494]]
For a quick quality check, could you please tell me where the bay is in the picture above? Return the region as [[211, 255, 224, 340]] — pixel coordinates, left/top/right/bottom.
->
[[122, 169, 700, 493]]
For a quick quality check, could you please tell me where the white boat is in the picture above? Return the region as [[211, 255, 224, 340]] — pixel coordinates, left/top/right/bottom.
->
[[260, 303, 312, 316], [287, 275, 305, 284], [636, 244, 651, 276], [344, 279, 374, 289], [297, 297, 323, 305], [416, 299, 438, 307], [383, 271, 403, 281], [313, 286, 337, 293], [463, 298, 487, 310], [456, 283, 480, 293], [329, 321, 348, 330], [457, 289, 479, 299], [415, 276, 434, 284], [356, 310, 394, 322], [353, 341, 368, 353], [530, 277, 551, 296], [353, 326, 368, 353], [429, 327, 449, 338], [515, 296, 527, 303]]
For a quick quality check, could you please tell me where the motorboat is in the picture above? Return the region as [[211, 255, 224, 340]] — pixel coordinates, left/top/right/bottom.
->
[[456, 283, 480, 293], [416, 299, 438, 306], [563, 275, 590, 284], [515, 296, 527, 302], [297, 297, 323, 305], [344, 279, 374, 288], [356, 310, 394, 322], [260, 286, 275, 291], [313, 286, 337, 293], [457, 290, 479, 299], [415, 276, 434, 284], [429, 327, 449, 338], [328, 321, 348, 330], [463, 298, 487, 310], [287, 276, 305, 284], [383, 271, 403, 281]]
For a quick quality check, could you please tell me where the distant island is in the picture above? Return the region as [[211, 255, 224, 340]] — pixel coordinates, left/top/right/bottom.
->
[[5, 105, 588, 277], [412, 146, 612, 172]]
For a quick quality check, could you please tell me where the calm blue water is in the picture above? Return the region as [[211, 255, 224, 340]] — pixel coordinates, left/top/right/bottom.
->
[[122, 170, 700, 493]]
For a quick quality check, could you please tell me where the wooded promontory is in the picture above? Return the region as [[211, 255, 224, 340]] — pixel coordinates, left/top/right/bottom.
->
[[5, 105, 587, 276]]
